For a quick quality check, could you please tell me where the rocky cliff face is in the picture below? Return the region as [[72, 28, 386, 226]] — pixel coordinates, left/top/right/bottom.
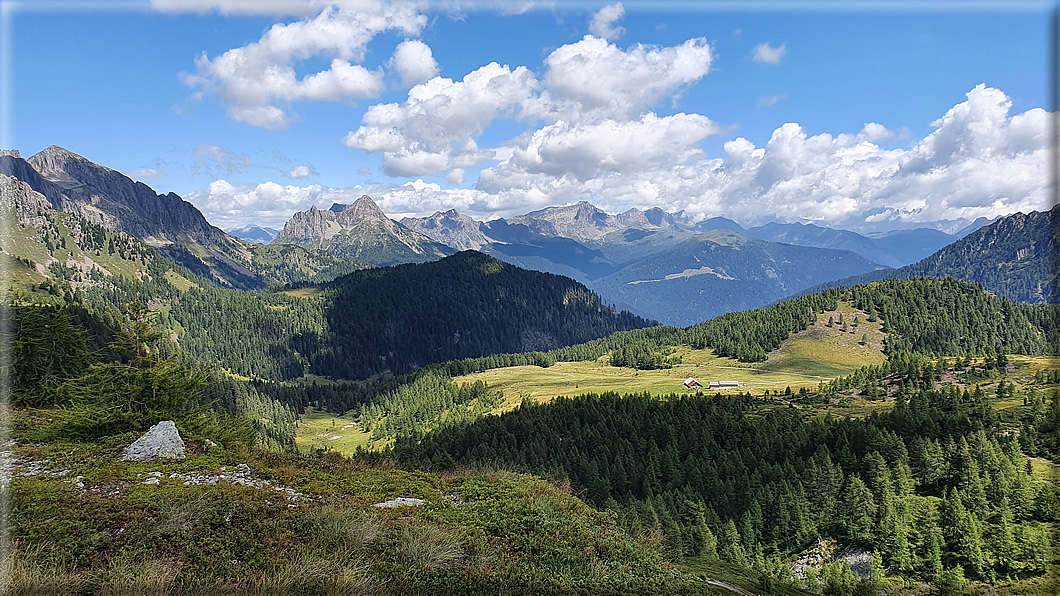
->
[[273, 196, 454, 266], [28, 147, 227, 246], [400, 209, 491, 251], [21, 146, 264, 288], [509, 201, 691, 242]]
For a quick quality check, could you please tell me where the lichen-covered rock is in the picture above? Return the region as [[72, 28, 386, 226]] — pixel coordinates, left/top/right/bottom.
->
[[122, 421, 185, 461]]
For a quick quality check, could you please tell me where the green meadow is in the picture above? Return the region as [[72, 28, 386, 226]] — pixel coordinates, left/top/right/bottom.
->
[[454, 302, 888, 412]]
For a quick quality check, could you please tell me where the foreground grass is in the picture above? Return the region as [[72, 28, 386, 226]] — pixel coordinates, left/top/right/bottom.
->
[[7, 408, 721, 595]]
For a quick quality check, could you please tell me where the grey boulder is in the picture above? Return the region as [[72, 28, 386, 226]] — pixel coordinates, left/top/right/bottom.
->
[[122, 421, 186, 461]]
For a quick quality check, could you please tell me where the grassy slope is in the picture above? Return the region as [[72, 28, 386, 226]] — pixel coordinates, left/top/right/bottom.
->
[[1, 206, 165, 293], [294, 407, 379, 453], [296, 303, 889, 453], [8, 407, 721, 595], [454, 302, 886, 409]]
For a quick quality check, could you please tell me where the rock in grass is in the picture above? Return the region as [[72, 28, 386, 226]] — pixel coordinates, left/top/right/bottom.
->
[[373, 496, 425, 508], [122, 421, 186, 461]]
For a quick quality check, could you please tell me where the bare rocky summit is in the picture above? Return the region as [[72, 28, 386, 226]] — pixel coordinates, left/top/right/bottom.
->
[[273, 195, 454, 266], [400, 209, 491, 251]]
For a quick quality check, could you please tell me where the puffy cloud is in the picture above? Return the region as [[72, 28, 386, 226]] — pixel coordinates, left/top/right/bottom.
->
[[343, 62, 544, 176], [589, 3, 625, 40], [180, 1, 425, 128], [390, 39, 440, 86], [191, 86, 1050, 231], [752, 42, 786, 64], [463, 85, 1050, 230], [287, 164, 317, 178], [857, 122, 894, 142], [544, 36, 713, 120], [186, 179, 357, 228], [479, 112, 721, 189], [341, 32, 714, 181]]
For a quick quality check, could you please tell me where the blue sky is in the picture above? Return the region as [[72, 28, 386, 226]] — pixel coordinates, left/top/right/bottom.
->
[[3, 0, 1054, 231]]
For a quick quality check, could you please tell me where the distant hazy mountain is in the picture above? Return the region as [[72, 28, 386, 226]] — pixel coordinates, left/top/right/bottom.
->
[[743, 222, 904, 268], [400, 209, 491, 251], [590, 230, 884, 325], [953, 216, 997, 238], [403, 203, 895, 323], [399, 211, 619, 283], [228, 225, 279, 244], [507, 201, 690, 242], [273, 196, 454, 266], [793, 205, 1058, 304], [864, 228, 957, 267], [693, 216, 745, 234]]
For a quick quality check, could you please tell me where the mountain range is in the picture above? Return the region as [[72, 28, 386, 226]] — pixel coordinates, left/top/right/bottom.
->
[[2, 145, 1053, 327], [0, 147, 359, 289]]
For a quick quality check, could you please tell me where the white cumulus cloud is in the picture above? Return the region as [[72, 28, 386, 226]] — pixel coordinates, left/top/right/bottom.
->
[[343, 61, 544, 176], [390, 39, 440, 86], [287, 164, 317, 178], [180, 1, 425, 128], [544, 35, 713, 121], [479, 112, 721, 189], [589, 3, 625, 40]]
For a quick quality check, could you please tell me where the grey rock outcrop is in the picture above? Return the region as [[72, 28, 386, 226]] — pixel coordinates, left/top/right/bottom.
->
[[273, 196, 454, 266], [401, 209, 491, 251], [122, 421, 186, 461]]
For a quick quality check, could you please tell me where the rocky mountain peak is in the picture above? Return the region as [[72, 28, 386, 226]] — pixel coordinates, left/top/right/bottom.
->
[[328, 195, 387, 222], [401, 209, 490, 251], [27, 145, 100, 177], [10, 145, 261, 288], [274, 196, 454, 266]]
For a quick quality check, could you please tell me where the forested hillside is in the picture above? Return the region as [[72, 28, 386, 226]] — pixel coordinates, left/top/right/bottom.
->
[[795, 205, 1059, 304], [302, 251, 649, 379], [9, 298, 298, 450], [263, 278, 1059, 450], [71, 250, 650, 382], [5, 297, 713, 595], [397, 356, 1060, 590]]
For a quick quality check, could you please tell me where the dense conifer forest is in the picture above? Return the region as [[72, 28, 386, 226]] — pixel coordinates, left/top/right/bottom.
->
[[395, 357, 1059, 588], [63, 250, 650, 382]]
